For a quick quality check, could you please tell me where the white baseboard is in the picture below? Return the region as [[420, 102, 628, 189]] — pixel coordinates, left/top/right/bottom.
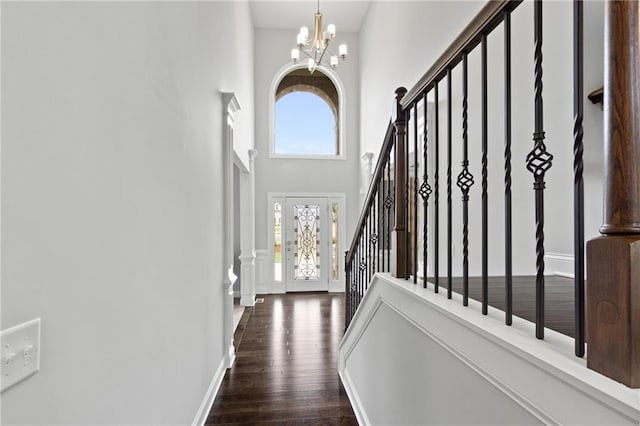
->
[[192, 358, 226, 426], [544, 252, 575, 278], [338, 367, 371, 425]]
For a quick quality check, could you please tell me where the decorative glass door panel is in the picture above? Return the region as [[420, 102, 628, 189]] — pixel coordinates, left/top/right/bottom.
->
[[285, 198, 329, 291], [293, 204, 321, 281]]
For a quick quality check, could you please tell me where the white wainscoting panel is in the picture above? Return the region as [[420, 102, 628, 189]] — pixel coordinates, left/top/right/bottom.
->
[[339, 274, 640, 425]]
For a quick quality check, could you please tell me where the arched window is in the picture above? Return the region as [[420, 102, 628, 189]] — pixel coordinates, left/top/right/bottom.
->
[[273, 68, 341, 157]]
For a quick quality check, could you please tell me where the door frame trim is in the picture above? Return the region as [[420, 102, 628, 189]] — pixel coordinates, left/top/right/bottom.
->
[[267, 192, 346, 294]]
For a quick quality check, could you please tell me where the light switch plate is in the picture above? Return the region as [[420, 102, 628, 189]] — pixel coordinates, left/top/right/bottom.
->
[[1, 319, 41, 392]]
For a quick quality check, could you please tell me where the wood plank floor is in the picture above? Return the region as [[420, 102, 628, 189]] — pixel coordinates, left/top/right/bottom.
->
[[207, 275, 576, 424], [205, 293, 358, 425], [427, 275, 576, 338]]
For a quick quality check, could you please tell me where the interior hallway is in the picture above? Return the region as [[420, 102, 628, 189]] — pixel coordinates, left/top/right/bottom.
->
[[206, 293, 357, 425]]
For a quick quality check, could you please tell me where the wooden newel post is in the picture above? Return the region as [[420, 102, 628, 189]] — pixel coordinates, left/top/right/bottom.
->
[[587, 0, 640, 388], [394, 87, 408, 279]]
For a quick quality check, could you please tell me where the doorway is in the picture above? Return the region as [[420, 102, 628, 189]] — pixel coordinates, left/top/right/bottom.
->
[[269, 193, 345, 293]]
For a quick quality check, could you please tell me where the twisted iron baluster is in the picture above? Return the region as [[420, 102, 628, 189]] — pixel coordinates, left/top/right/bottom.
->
[[481, 33, 489, 315], [457, 53, 474, 307], [419, 92, 433, 289], [527, 0, 553, 339], [573, 0, 585, 357]]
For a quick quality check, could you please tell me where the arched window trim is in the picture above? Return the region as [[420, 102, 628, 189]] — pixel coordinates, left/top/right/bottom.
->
[[269, 63, 346, 160]]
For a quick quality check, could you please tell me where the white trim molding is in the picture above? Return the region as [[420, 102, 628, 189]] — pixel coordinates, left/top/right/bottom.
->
[[191, 358, 227, 426], [544, 252, 575, 278], [221, 92, 240, 369]]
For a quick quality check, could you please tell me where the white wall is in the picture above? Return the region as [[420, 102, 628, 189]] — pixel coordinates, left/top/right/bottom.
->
[[253, 28, 360, 285], [1, 2, 253, 424], [359, 1, 604, 277]]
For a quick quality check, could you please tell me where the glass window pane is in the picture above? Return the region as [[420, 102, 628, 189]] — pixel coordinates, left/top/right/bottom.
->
[[294, 204, 320, 281], [332, 202, 339, 281], [275, 92, 337, 155], [274, 202, 282, 282]]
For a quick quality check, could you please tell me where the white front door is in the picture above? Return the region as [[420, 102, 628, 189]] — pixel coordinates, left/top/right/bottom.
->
[[284, 197, 330, 292]]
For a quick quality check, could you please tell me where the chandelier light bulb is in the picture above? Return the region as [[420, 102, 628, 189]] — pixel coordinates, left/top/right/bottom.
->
[[297, 32, 305, 47], [291, 48, 300, 62], [330, 55, 338, 68], [300, 26, 309, 40], [327, 24, 336, 38], [307, 58, 314, 72], [339, 44, 348, 58]]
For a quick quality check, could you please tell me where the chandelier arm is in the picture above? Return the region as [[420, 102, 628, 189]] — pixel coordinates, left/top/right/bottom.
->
[[316, 45, 330, 66]]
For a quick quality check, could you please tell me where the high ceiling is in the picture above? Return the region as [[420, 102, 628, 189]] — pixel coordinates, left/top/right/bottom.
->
[[249, 1, 372, 33]]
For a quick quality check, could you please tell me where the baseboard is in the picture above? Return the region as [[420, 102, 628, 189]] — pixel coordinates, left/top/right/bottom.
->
[[544, 252, 575, 278], [338, 368, 371, 426], [192, 358, 226, 426]]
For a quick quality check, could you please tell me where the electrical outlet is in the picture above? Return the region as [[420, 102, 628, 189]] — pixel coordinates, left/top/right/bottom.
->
[[1, 319, 40, 392]]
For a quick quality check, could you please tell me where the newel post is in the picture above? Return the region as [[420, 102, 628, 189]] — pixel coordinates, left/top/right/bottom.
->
[[393, 87, 408, 279], [586, 0, 640, 388]]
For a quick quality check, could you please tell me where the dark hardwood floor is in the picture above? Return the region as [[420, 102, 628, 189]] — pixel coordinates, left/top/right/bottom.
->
[[430, 275, 576, 338], [206, 275, 575, 424], [205, 293, 358, 425]]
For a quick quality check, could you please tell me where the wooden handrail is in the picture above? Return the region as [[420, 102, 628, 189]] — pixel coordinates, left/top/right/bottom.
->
[[401, 0, 522, 109], [346, 121, 394, 260]]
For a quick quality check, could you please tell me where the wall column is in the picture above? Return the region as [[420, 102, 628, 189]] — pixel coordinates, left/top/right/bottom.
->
[[222, 92, 240, 368], [586, 0, 640, 388], [239, 149, 258, 306]]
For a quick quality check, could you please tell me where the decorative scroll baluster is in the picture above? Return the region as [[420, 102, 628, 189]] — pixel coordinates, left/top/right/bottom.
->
[[573, 0, 585, 358], [386, 157, 392, 272], [504, 9, 513, 326], [372, 195, 378, 274], [381, 166, 386, 272], [434, 82, 440, 293], [447, 68, 453, 299], [527, 0, 553, 339], [345, 252, 350, 327], [481, 33, 489, 315], [413, 103, 419, 284], [419, 92, 433, 289], [457, 53, 474, 307]]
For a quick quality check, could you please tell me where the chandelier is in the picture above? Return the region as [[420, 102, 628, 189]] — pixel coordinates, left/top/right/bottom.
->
[[290, 0, 348, 73]]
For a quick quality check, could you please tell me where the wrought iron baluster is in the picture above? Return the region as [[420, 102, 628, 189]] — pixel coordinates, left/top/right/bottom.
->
[[434, 82, 440, 293], [372, 192, 378, 275], [504, 10, 513, 326], [447, 68, 453, 299], [527, 0, 553, 339], [573, 0, 585, 357], [481, 33, 489, 315], [405, 108, 410, 280], [386, 156, 392, 272], [413, 103, 419, 284], [420, 92, 433, 289], [457, 53, 474, 307], [381, 166, 386, 272], [345, 252, 350, 327]]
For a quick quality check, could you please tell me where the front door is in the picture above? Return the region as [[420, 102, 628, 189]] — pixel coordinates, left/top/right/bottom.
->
[[284, 197, 329, 292]]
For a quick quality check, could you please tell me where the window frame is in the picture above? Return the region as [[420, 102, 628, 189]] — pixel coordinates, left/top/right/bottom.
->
[[269, 64, 347, 160]]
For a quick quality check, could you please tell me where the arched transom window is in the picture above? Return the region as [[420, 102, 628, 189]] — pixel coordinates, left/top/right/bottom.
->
[[274, 69, 341, 157]]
